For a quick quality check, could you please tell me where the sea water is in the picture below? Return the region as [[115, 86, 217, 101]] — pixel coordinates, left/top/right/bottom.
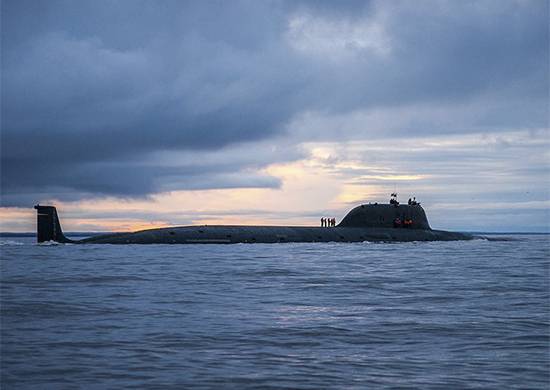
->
[[1, 235, 549, 389]]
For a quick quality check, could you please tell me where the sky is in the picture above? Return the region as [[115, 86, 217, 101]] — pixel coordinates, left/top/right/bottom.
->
[[1, 0, 549, 233]]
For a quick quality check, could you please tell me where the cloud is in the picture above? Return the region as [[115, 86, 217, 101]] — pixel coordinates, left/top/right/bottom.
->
[[286, 11, 392, 58], [1, 0, 548, 210]]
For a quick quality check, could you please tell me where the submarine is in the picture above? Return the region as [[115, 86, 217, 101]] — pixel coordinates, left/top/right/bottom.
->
[[34, 197, 474, 244]]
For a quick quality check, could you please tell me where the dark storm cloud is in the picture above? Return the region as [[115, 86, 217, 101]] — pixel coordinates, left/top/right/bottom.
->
[[1, 0, 548, 205]]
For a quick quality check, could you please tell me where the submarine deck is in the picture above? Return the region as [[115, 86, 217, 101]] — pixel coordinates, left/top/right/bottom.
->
[[78, 225, 472, 244]]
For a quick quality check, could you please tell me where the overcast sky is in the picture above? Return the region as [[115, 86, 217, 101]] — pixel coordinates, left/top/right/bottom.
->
[[1, 0, 549, 232]]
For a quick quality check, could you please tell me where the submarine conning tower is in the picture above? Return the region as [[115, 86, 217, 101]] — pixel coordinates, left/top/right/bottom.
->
[[338, 204, 431, 230]]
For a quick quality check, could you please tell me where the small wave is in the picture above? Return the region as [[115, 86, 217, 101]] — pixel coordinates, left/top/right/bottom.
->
[[36, 240, 74, 246], [481, 237, 520, 242], [37, 240, 61, 246], [0, 240, 25, 246]]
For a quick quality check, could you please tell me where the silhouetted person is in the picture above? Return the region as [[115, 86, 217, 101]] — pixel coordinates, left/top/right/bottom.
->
[[321, 217, 324, 227], [408, 198, 412, 205], [332, 218, 336, 227]]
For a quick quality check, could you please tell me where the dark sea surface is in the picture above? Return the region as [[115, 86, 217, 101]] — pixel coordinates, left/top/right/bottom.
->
[[1, 235, 549, 389]]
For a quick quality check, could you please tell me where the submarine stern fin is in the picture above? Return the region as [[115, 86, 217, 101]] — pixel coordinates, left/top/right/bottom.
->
[[34, 205, 73, 243]]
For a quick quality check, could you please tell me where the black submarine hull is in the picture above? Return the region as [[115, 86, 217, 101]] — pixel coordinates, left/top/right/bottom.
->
[[77, 225, 472, 244], [34, 204, 475, 244]]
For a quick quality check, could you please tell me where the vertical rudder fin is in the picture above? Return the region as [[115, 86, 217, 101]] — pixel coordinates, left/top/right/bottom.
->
[[34, 205, 72, 243]]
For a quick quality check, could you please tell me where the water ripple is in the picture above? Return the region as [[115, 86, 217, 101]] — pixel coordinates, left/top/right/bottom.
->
[[1, 235, 549, 389]]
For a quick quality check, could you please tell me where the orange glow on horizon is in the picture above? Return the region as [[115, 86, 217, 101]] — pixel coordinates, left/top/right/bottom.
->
[[70, 219, 173, 233]]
